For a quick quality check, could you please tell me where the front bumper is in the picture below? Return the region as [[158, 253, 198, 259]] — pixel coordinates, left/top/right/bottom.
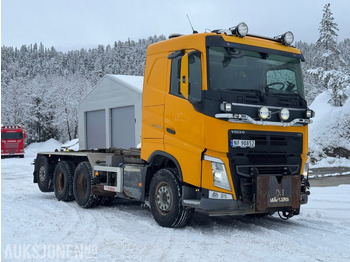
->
[[183, 175, 309, 216]]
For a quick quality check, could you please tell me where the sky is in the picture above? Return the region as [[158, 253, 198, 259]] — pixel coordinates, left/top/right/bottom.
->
[[1, 0, 350, 52]]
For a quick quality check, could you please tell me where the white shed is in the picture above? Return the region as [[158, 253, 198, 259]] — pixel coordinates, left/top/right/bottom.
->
[[78, 74, 143, 150]]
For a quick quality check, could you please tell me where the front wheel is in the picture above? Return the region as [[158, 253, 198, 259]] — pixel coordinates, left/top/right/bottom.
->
[[149, 169, 194, 228]]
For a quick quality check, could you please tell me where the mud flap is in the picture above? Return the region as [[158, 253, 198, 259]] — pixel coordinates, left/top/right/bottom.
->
[[256, 175, 301, 212]]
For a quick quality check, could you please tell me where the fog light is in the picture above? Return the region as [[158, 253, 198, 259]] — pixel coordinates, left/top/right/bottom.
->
[[279, 108, 290, 121], [209, 190, 233, 200], [220, 102, 232, 112], [306, 109, 315, 118], [258, 106, 270, 120], [303, 162, 309, 179]]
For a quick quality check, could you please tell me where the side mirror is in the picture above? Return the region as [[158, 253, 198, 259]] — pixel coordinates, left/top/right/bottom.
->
[[180, 54, 189, 99], [24, 132, 27, 139]]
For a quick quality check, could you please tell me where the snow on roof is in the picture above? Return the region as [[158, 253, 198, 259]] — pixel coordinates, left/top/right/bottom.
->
[[108, 74, 144, 92]]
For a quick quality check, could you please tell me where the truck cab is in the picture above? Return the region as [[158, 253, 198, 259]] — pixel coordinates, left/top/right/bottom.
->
[[141, 23, 312, 224], [1, 124, 27, 158]]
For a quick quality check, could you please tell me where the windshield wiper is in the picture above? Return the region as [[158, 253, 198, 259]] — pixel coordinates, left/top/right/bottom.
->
[[266, 92, 307, 106], [220, 88, 263, 95], [220, 88, 265, 101]]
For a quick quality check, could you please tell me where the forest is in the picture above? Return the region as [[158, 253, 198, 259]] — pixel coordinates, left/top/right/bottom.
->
[[1, 35, 165, 142], [1, 4, 349, 149]]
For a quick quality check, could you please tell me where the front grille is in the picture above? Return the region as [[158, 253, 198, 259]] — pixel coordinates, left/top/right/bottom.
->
[[236, 165, 300, 177], [246, 153, 286, 164], [228, 130, 303, 202], [4, 142, 19, 149], [3, 142, 20, 154], [229, 130, 303, 154]]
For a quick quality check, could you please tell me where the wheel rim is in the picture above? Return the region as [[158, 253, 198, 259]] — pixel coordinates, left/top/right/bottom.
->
[[39, 166, 46, 183], [156, 183, 172, 214], [56, 171, 64, 193], [76, 172, 87, 198]]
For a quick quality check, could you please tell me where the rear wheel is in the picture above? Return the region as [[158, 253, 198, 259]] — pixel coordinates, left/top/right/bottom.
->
[[73, 162, 101, 208], [36, 156, 53, 192], [149, 169, 194, 228], [53, 161, 75, 201]]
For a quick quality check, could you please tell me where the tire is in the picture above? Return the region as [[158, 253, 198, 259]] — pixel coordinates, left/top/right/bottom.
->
[[36, 156, 54, 192], [73, 162, 101, 208], [53, 161, 75, 202], [149, 169, 194, 228]]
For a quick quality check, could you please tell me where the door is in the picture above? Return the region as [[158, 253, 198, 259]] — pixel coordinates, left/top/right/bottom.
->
[[164, 49, 205, 187], [86, 110, 106, 149], [111, 106, 135, 149]]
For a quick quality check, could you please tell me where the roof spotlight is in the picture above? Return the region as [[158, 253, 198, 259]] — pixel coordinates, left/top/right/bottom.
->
[[275, 31, 294, 46], [283, 31, 294, 45], [231, 22, 249, 37]]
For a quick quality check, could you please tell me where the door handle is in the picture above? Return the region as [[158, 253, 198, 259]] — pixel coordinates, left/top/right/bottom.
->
[[166, 128, 176, 135]]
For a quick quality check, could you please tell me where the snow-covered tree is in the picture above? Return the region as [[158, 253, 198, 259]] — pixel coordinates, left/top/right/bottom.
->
[[315, 3, 340, 71], [1, 35, 165, 143], [307, 3, 349, 106]]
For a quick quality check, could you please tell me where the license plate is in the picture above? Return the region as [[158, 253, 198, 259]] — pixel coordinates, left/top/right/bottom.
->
[[230, 139, 255, 148]]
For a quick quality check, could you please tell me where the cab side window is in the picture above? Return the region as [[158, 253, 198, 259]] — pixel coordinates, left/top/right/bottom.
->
[[188, 51, 202, 102], [169, 51, 183, 97], [169, 49, 202, 103]]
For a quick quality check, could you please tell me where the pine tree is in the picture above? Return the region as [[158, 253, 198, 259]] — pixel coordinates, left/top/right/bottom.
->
[[316, 3, 340, 71], [308, 3, 349, 106]]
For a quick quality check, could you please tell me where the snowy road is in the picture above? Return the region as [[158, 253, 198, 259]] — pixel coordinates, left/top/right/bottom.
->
[[2, 153, 350, 261]]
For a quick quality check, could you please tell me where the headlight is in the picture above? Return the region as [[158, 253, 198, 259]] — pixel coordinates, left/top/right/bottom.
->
[[204, 155, 231, 191], [282, 31, 294, 46], [258, 106, 270, 120], [279, 108, 290, 121]]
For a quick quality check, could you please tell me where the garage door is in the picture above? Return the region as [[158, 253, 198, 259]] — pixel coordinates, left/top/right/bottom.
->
[[86, 110, 106, 149], [111, 106, 135, 149]]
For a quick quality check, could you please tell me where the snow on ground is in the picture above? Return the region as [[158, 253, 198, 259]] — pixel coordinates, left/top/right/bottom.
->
[[1, 147, 350, 261], [25, 138, 62, 156], [310, 156, 350, 169], [309, 86, 350, 161]]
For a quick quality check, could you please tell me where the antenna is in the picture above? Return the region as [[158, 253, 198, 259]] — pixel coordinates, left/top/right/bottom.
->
[[186, 14, 198, 34]]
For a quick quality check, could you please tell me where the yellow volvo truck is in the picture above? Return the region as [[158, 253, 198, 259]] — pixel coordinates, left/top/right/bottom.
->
[[33, 23, 312, 227]]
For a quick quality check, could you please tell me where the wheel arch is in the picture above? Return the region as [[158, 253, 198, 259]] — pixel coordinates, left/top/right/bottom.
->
[[141, 151, 183, 201]]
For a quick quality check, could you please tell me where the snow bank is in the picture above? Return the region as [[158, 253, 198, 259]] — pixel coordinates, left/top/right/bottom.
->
[[25, 138, 62, 157], [60, 138, 79, 151], [311, 156, 350, 169], [309, 86, 350, 164]]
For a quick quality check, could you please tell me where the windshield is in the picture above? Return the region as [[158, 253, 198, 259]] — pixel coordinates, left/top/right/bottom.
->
[[207, 47, 305, 98], [1, 132, 23, 139]]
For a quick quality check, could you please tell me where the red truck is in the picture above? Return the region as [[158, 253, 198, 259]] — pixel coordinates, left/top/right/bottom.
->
[[1, 125, 27, 158]]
